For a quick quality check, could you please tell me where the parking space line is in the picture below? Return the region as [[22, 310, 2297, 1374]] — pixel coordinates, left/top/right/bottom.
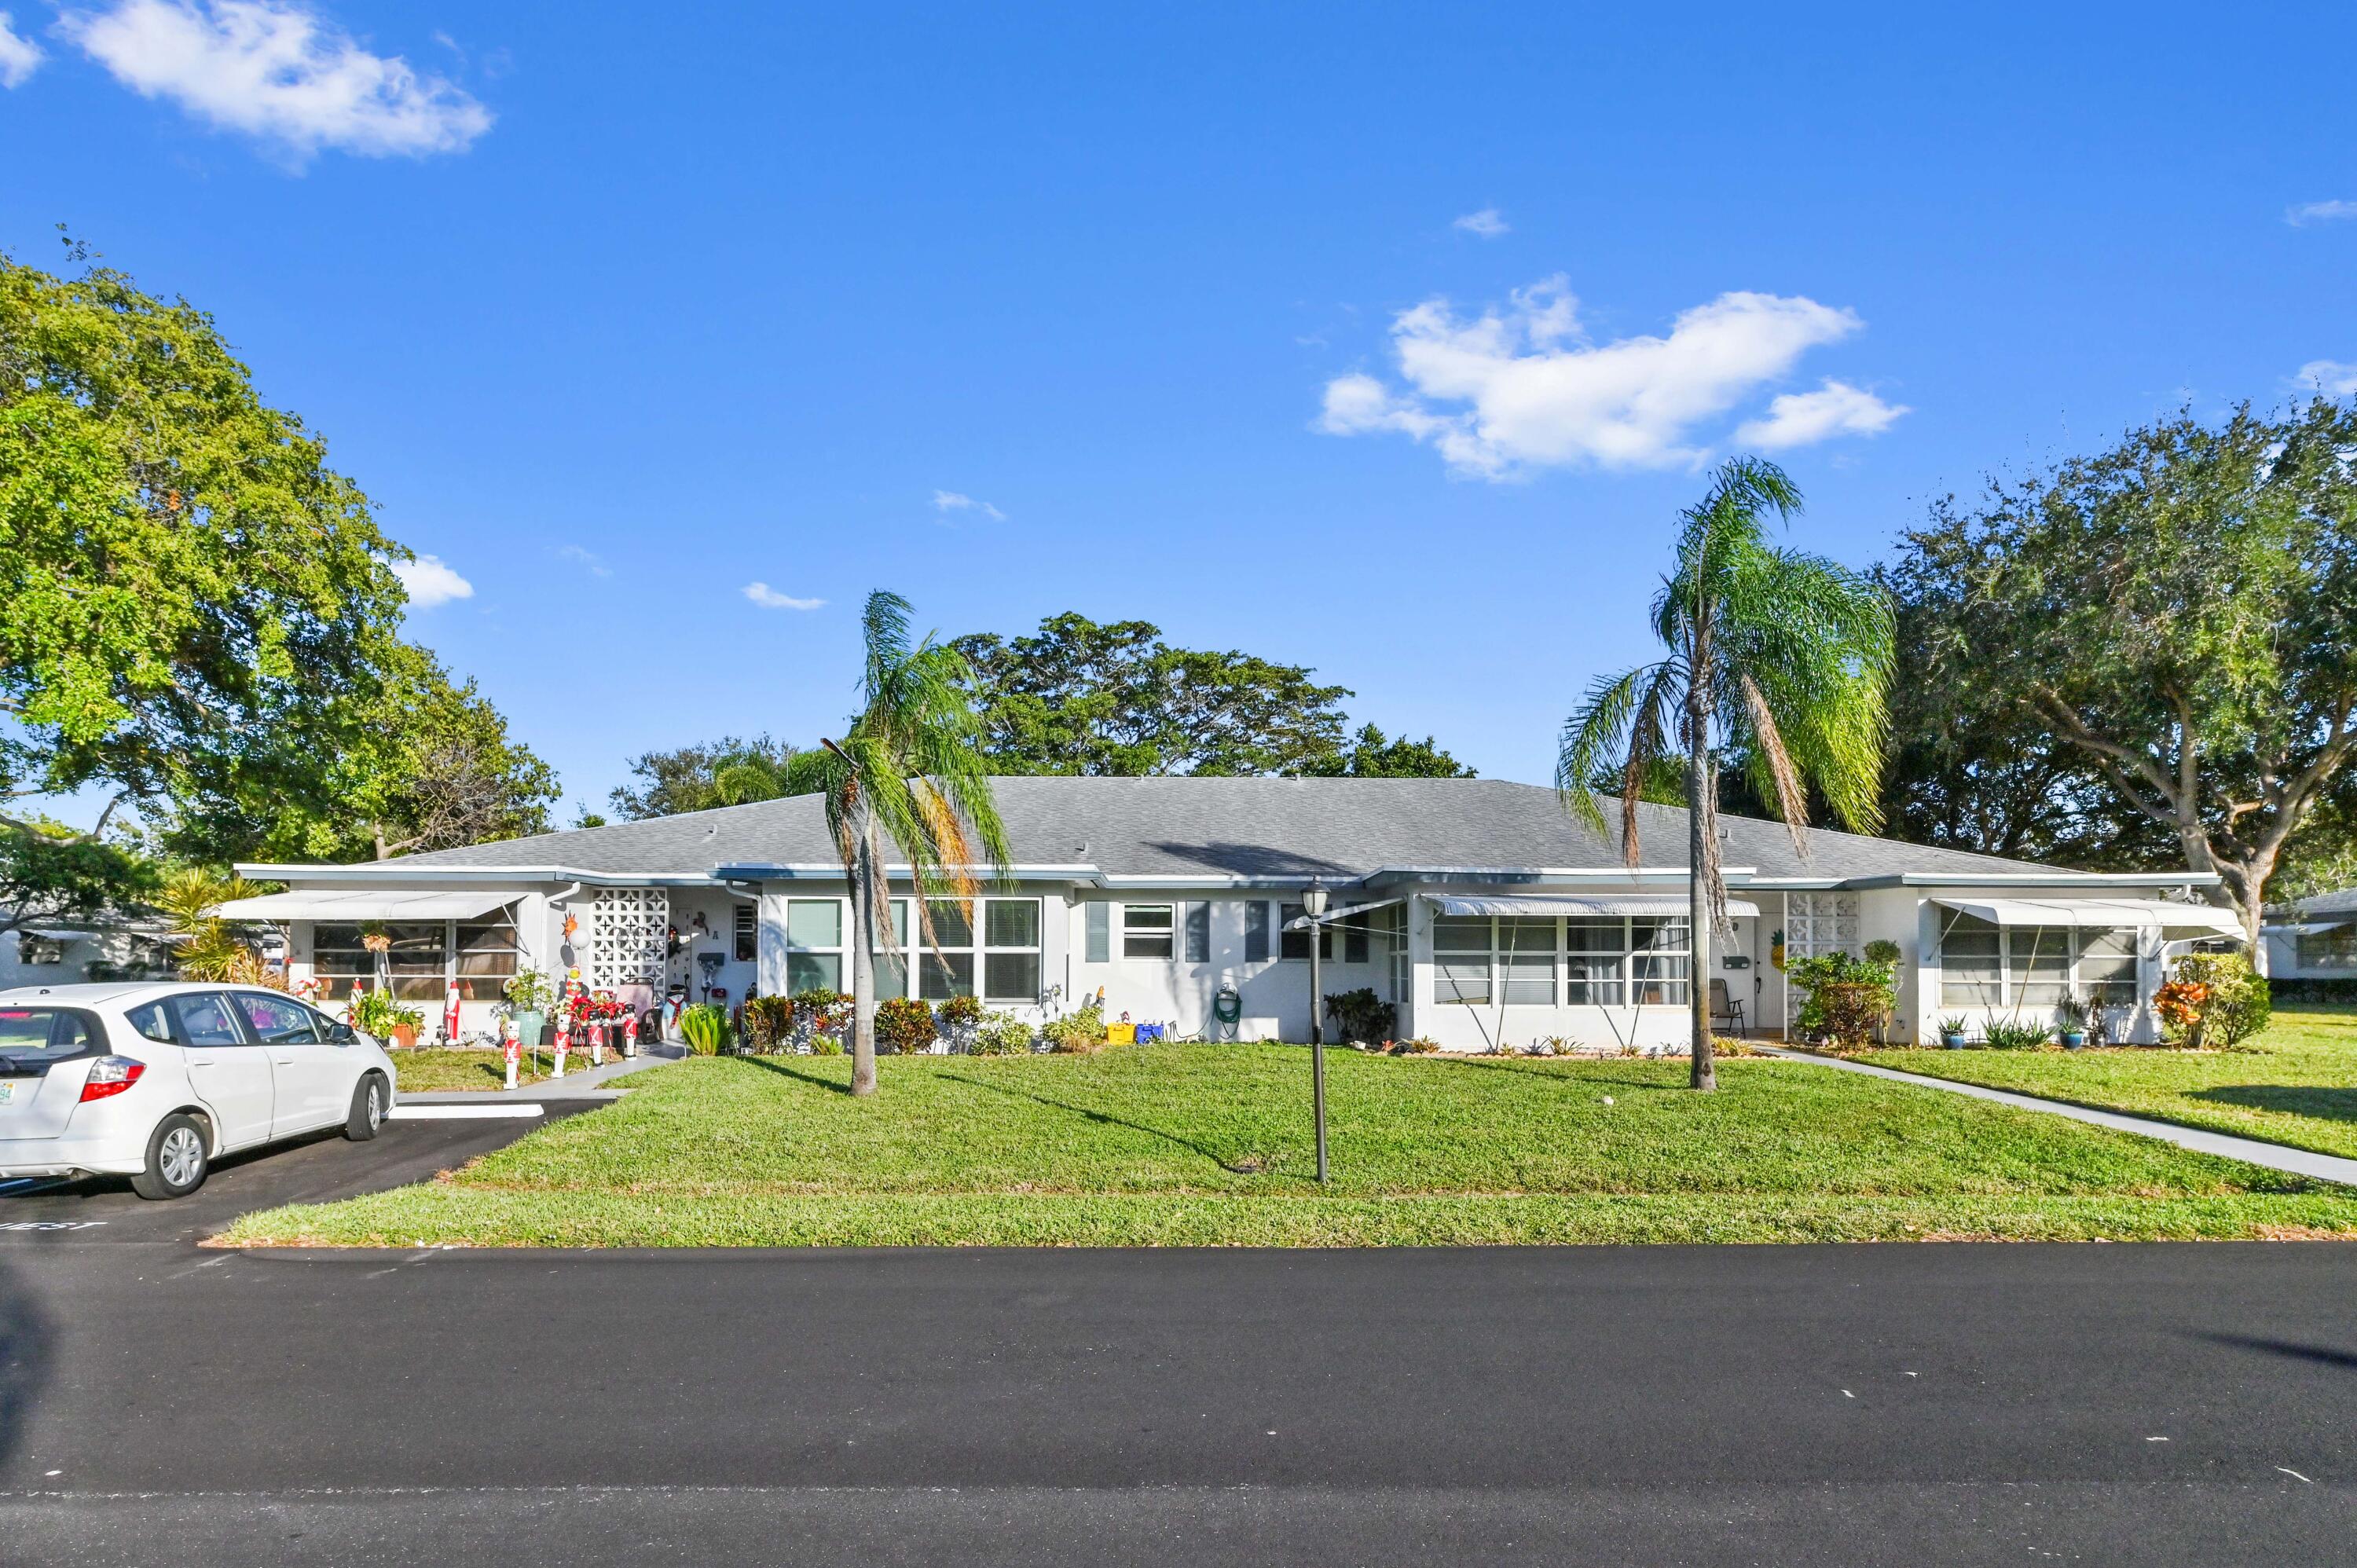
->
[[386, 1105, 546, 1120]]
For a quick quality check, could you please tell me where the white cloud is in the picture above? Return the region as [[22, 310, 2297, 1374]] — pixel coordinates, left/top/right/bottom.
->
[[2286, 200, 2357, 226], [1735, 379, 1910, 449], [554, 544, 610, 577], [742, 582, 823, 611], [1453, 207, 1509, 239], [1318, 276, 1896, 475], [57, 0, 492, 159], [391, 554, 472, 608], [2294, 359, 2357, 396], [0, 12, 43, 86], [932, 489, 1006, 520]]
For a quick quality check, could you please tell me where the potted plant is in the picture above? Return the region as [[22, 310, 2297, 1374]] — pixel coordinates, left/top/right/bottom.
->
[[2055, 995, 2090, 1050], [351, 987, 423, 1048], [1937, 1015, 1970, 1050], [503, 969, 554, 1049]]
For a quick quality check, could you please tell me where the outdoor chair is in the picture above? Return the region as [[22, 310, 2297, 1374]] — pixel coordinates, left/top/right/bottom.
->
[[1708, 979, 1747, 1037]]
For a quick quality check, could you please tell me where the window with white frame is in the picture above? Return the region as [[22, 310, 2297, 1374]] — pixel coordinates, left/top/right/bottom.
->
[[819, 896, 1043, 1003], [1121, 904, 1174, 960], [1937, 911, 2139, 1009], [1497, 917, 1558, 1005], [1433, 916, 1491, 1004], [312, 909, 521, 1003], [982, 899, 1042, 1001], [2297, 925, 2357, 971], [783, 899, 845, 994], [1629, 917, 1692, 1006], [1432, 914, 1690, 1007], [1279, 902, 1333, 962], [1565, 918, 1627, 1005]]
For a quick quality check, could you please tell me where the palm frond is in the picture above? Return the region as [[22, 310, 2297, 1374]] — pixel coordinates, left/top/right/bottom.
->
[[1556, 665, 1651, 836]]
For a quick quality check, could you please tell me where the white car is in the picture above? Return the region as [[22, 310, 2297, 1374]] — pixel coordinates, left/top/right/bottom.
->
[[0, 982, 399, 1200]]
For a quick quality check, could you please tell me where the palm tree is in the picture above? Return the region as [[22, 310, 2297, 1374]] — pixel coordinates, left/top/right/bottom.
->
[[154, 866, 264, 982], [797, 591, 1012, 1097], [1556, 457, 1894, 1090]]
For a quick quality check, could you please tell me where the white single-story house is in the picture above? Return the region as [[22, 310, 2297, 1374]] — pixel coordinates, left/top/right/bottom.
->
[[225, 777, 2244, 1050], [0, 919, 178, 990], [2261, 889, 2357, 984]]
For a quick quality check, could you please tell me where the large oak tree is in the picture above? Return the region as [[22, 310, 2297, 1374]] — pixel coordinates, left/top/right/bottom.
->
[[1887, 401, 2357, 943]]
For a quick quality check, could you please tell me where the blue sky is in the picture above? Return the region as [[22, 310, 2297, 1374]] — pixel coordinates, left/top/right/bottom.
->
[[6, 2, 2355, 826]]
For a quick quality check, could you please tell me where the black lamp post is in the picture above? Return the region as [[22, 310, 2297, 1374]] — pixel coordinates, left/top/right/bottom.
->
[[1303, 880, 1329, 1184]]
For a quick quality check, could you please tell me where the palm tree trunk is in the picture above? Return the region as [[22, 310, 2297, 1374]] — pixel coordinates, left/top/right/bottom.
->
[[1687, 738, 1716, 1092], [849, 827, 881, 1097], [1685, 614, 1717, 1092]]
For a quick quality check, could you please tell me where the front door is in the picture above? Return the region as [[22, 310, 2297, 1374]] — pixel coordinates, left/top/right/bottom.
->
[[170, 991, 276, 1149], [234, 991, 348, 1136]]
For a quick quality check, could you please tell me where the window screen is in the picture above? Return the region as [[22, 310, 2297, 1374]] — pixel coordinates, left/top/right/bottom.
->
[[1244, 901, 1270, 963], [1433, 916, 1491, 1005], [1186, 902, 1210, 963], [1086, 902, 1110, 962]]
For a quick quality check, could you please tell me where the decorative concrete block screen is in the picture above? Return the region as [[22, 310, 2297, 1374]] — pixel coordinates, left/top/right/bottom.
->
[[1782, 891, 1861, 1035], [587, 888, 669, 989]]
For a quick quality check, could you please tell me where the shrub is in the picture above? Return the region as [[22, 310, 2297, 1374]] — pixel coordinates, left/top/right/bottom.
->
[[1323, 987, 1396, 1045], [874, 996, 937, 1055], [933, 993, 985, 1052], [742, 996, 794, 1053], [679, 1003, 734, 1055], [1862, 938, 1903, 966], [972, 1013, 1034, 1056], [2169, 953, 2270, 1047], [1981, 1020, 2053, 1050], [1788, 951, 1896, 1046], [1040, 1004, 1105, 1053], [808, 1034, 844, 1056], [788, 988, 848, 1052]]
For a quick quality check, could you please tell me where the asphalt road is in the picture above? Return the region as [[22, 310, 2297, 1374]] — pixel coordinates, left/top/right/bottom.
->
[[0, 1233, 2351, 1565]]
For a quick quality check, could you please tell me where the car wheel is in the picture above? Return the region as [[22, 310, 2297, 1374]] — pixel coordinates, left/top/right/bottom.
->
[[344, 1073, 387, 1141], [131, 1114, 210, 1201]]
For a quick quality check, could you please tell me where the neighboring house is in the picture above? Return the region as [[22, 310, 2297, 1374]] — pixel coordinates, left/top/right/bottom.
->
[[0, 918, 178, 990], [225, 777, 2243, 1049], [2261, 889, 2357, 982]]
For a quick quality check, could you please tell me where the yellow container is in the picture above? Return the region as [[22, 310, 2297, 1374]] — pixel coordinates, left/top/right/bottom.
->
[[1105, 1021, 1137, 1045]]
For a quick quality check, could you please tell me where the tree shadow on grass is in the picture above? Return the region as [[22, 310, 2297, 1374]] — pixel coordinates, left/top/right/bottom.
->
[[739, 1055, 857, 1097], [2189, 1085, 2357, 1124], [938, 1072, 1316, 1183], [1446, 1057, 1685, 1092]]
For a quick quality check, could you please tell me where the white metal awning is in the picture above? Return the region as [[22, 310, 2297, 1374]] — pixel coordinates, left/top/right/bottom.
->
[[1934, 897, 2244, 936], [211, 889, 522, 922], [1430, 895, 1761, 919]]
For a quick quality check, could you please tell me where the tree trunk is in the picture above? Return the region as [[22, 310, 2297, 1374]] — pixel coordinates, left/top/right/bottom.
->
[[1687, 738, 1715, 1092], [849, 829, 880, 1097]]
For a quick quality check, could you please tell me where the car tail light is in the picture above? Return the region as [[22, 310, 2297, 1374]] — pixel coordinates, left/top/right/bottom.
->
[[79, 1057, 146, 1102]]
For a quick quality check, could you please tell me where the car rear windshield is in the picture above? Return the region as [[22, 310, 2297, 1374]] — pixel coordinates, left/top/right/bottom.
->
[[0, 1007, 105, 1068]]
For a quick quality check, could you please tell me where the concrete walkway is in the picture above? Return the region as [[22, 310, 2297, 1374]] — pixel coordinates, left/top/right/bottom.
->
[[1756, 1044, 2357, 1188], [397, 1043, 687, 1105]]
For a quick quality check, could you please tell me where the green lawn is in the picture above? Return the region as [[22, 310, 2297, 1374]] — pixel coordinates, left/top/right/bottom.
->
[[1854, 1006, 2357, 1161], [218, 1044, 2357, 1247], [387, 1046, 601, 1093]]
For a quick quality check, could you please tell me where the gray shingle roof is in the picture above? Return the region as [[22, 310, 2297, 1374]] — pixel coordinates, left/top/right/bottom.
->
[[365, 777, 2062, 884]]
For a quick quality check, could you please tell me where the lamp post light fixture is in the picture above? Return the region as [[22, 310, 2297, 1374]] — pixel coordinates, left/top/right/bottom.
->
[[1303, 880, 1330, 1184]]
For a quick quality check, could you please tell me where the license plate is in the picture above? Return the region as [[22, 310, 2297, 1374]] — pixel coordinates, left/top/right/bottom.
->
[[0, 1083, 14, 1105]]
